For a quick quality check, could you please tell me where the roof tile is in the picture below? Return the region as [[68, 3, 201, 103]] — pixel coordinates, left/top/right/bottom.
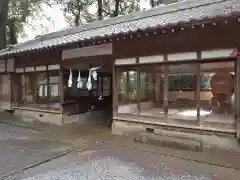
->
[[0, 0, 239, 57]]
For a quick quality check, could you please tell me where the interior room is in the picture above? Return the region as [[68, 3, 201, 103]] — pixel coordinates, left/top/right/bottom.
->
[[12, 68, 61, 111], [61, 56, 113, 126], [117, 60, 236, 130]]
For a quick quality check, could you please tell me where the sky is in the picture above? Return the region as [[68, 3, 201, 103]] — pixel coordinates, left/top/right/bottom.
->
[[19, 0, 151, 43], [19, 4, 67, 42]]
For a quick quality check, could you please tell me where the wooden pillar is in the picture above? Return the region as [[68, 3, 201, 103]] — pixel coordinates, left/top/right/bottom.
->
[[236, 55, 240, 140], [59, 64, 64, 124], [155, 73, 162, 108], [59, 67, 64, 111], [33, 66, 37, 105], [163, 55, 168, 120], [126, 71, 130, 96], [195, 51, 201, 124], [23, 67, 26, 104], [112, 65, 118, 117], [195, 63, 201, 124], [46, 65, 50, 100], [136, 57, 140, 115]]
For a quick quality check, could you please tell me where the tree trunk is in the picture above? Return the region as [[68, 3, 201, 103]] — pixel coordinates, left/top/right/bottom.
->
[[74, 13, 80, 26], [8, 19, 18, 45], [97, 0, 103, 20], [150, 0, 155, 7], [74, 0, 82, 26], [113, 0, 121, 17], [0, 0, 9, 49]]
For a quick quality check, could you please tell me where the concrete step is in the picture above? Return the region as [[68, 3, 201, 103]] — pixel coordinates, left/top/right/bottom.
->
[[65, 110, 110, 125], [135, 132, 202, 152], [200, 121, 236, 130], [127, 129, 240, 153], [153, 129, 202, 141]]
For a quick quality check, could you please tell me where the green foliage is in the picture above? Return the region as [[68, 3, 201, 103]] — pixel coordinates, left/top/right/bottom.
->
[[150, 0, 180, 7], [200, 73, 212, 89], [0, 0, 53, 49], [59, 0, 140, 27], [102, 0, 140, 18], [0, 0, 9, 49], [169, 73, 212, 90], [119, 71, 137, 101], [169, 74, 194, 90], [57, 0, 95, 26]]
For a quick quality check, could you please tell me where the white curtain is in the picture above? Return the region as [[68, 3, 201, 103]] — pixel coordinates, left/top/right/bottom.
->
[[68, 69, 72, 88], [77, 70, 83, 88]]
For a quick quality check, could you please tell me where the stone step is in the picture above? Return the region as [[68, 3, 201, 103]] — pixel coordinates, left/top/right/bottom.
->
[[134, 132, 202, 152], [201, 121, 236, 130], [129, 129, 240, 153], [153, 129, 202, 141]]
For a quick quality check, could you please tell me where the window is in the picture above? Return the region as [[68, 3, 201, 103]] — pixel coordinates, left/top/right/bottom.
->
[[199, 62, 235, 122], [139, 71, 154, 101], [13, 74, 25, 104], [200, 73, 212, 89], [140, 72, 148, 100], [168, 74, 195, 90], [25, 73, 36, 103], [119, 70, 137, 103], [0, 74, 11, 101], [49, 71, 60, 99], [50, 85, 59, 97], [102, 76, 110, 96], [168, 73, 213, 91], [15, 69, 60, 105], [36, 72, 48, 101], [118, 69, 138, 115]]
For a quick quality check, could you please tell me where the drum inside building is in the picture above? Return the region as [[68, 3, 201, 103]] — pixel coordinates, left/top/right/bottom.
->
[[210, 72, 234, 114]]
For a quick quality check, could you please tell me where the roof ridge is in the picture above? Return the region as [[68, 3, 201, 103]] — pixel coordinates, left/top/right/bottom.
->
[[1, 0, 234, 54], [35, 0, 226, 41]]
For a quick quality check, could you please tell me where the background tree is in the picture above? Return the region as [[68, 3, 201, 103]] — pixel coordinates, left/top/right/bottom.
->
[[102, 0, 140, 18], [150, 0, 180, 7], [58, 0, 95, 27], [0, 0, 9, 49], [0, 0, 53, 50], [97, 0, 103, 20], [60, 0, 140, 27]]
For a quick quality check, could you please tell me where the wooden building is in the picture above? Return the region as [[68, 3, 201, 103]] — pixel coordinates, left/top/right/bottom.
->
[[0, 0, 240, 140]]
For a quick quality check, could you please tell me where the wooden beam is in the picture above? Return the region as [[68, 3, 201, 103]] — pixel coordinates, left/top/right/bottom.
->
[[62, 43, 113, 60]]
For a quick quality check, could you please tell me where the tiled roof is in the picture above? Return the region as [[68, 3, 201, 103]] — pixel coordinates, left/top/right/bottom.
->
[[0, 0, 239, 57]]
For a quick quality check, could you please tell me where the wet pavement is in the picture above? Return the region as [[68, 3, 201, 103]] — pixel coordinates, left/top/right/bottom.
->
[[0, 123, 86, 178], [0, 123, 240, 180], [3, 142, 240, 180]]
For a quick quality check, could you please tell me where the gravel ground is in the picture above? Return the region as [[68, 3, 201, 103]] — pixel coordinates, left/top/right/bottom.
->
[[5, 143, 240, 180], [0, 121, 240, 180], [0, 123, 86, 178]]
